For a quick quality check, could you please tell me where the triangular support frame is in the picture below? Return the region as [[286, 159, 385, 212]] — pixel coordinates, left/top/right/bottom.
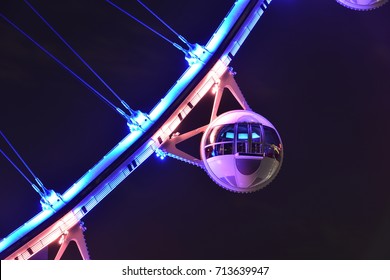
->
[[210, 69, 251, 122], [161, 68, 252, 165], [54, 221, 90, 260]]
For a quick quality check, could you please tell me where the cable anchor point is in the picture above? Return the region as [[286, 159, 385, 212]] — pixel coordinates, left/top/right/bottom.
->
[[116, 106, 152, 132], [34, 178, 64, 211], [182, 43, 210, 66]]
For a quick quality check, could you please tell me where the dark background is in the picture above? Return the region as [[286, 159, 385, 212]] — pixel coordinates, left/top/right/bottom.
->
[[1, 0, 389, 259]]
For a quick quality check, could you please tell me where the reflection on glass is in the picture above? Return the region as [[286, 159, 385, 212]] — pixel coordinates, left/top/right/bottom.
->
[[236, 123, 248, 153], [204, 122, 282, 160]]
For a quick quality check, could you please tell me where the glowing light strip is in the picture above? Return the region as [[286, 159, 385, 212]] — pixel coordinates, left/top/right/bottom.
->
[[1, 0, 272, 258], [6, 139, 158, 260]]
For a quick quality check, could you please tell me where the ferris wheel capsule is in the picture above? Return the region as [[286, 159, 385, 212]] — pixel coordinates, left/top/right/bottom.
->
[[335, 0, 388, 10], [200, 110, 283, 193]]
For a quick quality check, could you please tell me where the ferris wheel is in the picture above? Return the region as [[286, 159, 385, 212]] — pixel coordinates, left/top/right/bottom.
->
[[0, 0, 281, 260]]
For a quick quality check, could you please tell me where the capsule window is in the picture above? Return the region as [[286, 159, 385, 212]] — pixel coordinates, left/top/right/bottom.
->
[[205, 122, 268, 158], [236, 123, 248, 153], [205, 124, 235, 158], [263, 126, 281, 146], [251, 124, 262, 154], [236, 123, 263, 155], [263, 125, 282, 161]]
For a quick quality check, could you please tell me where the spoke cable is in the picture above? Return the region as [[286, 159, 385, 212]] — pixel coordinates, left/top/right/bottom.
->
[[136, 0, 193, 49], [105, 0, 190, 56], [24, 0, 135, 116], [0, 12, 123, 117], [0, 130, 46, 198]]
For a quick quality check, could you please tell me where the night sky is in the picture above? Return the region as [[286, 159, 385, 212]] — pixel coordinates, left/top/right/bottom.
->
[[1, 0, 390, 260]]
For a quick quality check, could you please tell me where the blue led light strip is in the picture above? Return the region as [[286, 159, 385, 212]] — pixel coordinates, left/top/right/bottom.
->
[[0, 0, 272, 259]]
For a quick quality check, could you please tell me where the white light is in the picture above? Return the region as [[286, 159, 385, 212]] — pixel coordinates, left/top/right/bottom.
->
[[155, 148, 167, 160]]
